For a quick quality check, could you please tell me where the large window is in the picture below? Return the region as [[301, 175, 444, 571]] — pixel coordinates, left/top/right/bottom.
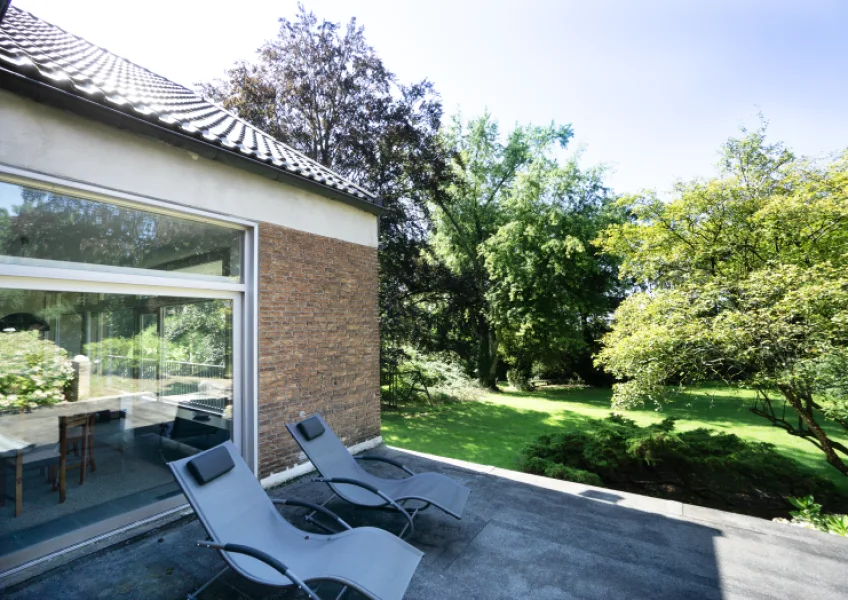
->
[[0, 176, 252, 573], [0, 180, 243, 281]]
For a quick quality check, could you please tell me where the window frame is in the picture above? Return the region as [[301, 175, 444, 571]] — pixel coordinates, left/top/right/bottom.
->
[[0, 164, 260, 577]]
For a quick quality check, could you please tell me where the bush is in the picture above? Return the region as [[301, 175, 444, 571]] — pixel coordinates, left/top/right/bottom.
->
[[519, 414, 848, 519], [774, 496, 848, 537], [399, 348, 483, 402], [506, 367, 534, 392], [522, 456, 600, 484], [0, 331, 74, 411]]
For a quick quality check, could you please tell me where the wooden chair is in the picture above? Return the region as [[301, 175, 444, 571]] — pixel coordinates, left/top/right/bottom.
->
[[48, 413, 97, 503], [1, 413, 97, 515]]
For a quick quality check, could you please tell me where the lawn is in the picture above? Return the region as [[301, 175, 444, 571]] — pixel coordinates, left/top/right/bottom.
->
[[381, 384, 848, 493]]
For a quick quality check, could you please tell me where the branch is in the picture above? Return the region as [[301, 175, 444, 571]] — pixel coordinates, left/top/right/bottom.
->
[[430, 193, 483, 274]]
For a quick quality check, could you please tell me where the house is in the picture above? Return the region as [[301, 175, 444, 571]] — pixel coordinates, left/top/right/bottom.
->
[[0, 3, 382, 576]]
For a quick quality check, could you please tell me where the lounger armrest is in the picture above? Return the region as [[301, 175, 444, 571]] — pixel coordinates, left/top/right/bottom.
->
[[196, 541, 320, 600], [355, 455, 415, 476], [272, 498, 352, 532], [312, 477, 416, 538]]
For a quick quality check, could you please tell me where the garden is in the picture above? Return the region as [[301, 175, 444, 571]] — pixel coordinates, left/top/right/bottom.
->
[[381, 382, 848, 529], [196, 6, 848, 536]]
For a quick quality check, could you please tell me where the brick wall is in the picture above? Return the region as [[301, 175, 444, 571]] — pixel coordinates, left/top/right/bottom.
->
[[257, 221, 381, 478]]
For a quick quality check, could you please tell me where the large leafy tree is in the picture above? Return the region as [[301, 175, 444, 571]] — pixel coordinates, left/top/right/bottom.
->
[[199, 4, 444, 345], [429, 115, 620, 388], [483, 160, 623, 384], [596, 124, 848, 475]]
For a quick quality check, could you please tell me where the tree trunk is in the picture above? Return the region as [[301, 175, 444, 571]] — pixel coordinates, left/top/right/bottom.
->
[[477, 320, 499, 390], [780, 385, 848, 477]]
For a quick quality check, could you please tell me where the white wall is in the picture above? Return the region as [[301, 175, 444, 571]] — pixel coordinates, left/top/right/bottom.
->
[[0, 90, 378, 247]]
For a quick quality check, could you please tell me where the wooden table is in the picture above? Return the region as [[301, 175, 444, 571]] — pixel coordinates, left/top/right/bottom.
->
[[0, 393, 229, 515], [0, 433, 35, 516], [0, 393, 158, 516]]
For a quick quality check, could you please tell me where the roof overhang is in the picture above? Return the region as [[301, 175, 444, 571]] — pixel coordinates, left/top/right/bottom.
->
[[0, 65, 386, 216], [0, 2, 10, 25]]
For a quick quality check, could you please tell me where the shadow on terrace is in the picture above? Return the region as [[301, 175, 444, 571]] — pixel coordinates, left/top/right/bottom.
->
[[4, 444, 847, 600]]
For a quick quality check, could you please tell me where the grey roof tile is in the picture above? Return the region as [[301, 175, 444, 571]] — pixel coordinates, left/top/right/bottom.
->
[[0, 6, 377, 205]]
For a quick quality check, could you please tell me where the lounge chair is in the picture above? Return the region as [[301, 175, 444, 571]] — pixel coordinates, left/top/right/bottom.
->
[[169, 441, 422, 600], [286, 414, 470, 539]]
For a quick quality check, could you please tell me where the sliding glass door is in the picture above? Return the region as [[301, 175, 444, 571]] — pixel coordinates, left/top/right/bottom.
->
[[0, 175, 254, 574]]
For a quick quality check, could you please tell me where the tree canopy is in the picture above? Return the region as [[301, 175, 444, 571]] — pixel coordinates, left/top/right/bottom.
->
[[199, 3, 445, 345], [596, 124, 848, 475], [427, 115, 621, 387], [200, 7, 621, 388]]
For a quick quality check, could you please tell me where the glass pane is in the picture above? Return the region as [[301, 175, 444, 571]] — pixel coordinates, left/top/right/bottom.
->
[[0, 289, 234, 560], [0, 181, 243, 281]]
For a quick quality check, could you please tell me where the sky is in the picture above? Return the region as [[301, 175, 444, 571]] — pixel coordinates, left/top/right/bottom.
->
[[10, 0, 848, 196]]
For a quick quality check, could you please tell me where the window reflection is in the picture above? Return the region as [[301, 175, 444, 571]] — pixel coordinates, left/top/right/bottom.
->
[[0, 181, 243, 280], [0, 289, 233, 559]]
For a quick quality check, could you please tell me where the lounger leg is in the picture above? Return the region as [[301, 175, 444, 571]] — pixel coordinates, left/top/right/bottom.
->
[[398, 505, 420, 540], [335, 585, 349, 600], [304, 494, 338, 532], [304, 516, 338, 534], [187, 565, 229, 600]]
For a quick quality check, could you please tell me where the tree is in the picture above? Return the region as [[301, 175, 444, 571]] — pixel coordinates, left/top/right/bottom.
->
[[596, 123, 848, 475], [199, 4, 445, 346], [429, 114, 619, 388], [482, 157, 623, 386]]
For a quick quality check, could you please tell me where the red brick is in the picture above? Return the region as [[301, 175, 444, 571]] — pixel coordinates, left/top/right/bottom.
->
[[257, 222, 380, 478]]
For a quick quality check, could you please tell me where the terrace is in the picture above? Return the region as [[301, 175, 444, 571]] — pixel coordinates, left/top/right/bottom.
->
[[3, 446, 845, 600]]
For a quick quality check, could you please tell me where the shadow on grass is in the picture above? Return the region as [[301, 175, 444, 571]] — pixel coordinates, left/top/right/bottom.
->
[[381, 399, 600, 470], [386, 384, 848, 493], [508, 384, 847, 444]]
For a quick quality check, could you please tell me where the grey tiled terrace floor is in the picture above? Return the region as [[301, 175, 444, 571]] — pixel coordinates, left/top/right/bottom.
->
[[3, 445, 847, 600]]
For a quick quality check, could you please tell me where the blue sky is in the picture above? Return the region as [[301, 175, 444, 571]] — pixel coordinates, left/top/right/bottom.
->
[[12, 0, 848, 195]]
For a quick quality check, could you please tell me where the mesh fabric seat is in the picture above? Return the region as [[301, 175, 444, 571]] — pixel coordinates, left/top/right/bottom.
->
[[169, 441, 422, 600], [287, 414, 470, 539]]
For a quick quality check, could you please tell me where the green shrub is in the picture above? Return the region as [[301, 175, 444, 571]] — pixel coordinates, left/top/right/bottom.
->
[[399, 348, 483, 401], [544, 464, 603, 485], [520, 456, 603, 485], [520, 414, 847, 519], [506, 367, 534, 391], [380, 384, 405, 407], [778, 496, 848, 537], [0, 331, 74, 411]]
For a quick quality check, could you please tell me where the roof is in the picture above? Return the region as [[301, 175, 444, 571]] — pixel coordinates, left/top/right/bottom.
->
[[0, 6, 380, 213]]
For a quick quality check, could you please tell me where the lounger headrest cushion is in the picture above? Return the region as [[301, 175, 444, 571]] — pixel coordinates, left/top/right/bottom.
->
[[297, 416, 325, 441], [187, 445, 235, 485]]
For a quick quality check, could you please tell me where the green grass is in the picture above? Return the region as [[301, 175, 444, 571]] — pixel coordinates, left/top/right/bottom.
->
[[381, 384, 848, 493]]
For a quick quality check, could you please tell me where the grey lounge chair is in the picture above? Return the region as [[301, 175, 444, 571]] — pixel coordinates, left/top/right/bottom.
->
[[287, 414, 470, 539], [169, 441, 422, 600]]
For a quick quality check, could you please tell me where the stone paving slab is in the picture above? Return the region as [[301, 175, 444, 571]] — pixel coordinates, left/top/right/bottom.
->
[[2, 445, 847, 600]]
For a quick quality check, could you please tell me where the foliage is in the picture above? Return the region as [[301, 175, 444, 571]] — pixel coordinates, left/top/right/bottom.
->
[[163, 302, 232, 367], [395, 348, 483, 402], [777, 496, 848, 537], [199, 3, 445, 348], [0, 331, 74, 410], [427, 114, 620, 387], [506, 367, 534, 392], [519, 414, 846, 518], [483, 157, 624, 384], [84, 301, 232, 369], [0, 187, 240, 276], [521, 456, 602, 485], [596, 122, 848, 475], [381, 383, 848, 492]]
